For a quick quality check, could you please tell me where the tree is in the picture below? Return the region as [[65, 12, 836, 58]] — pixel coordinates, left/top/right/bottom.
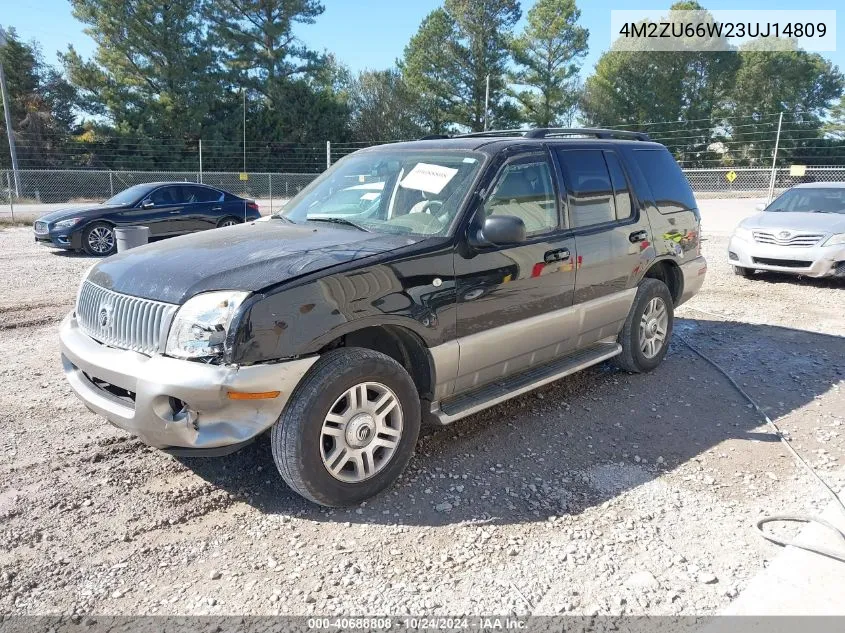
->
[[347, 69, 424, 141], [62, 0, 219, 140], [0, 29, 78, 168], [205, 0, 325, 98], [401, 0, 521, 133], [725, 39, 843, 165], [509, 0, 588, 127]]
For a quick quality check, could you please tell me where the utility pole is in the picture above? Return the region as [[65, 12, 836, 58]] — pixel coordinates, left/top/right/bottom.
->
[[0, 26, 20, 198], [766, 112, 783, 204], [483, 74, 490, 132], [242, 89, 247, 174]]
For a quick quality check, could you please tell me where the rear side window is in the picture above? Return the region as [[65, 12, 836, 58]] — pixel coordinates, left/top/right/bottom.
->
[[186, 186, 224, 203], [555, 149, 615, 228], [634, 149, 697, 213]]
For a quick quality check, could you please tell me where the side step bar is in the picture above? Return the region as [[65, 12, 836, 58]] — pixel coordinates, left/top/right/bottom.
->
[[431, 342, 622, 425]]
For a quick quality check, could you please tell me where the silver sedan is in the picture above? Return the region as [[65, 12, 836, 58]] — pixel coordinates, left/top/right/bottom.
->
[[728, 183, 845, 279]]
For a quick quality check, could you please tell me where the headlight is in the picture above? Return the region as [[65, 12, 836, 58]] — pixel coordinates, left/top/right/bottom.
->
[[54, 217, 83, 228], [732, 225, 753, 241], [822, 233, 845, 246], [165, 291, 249, 360]]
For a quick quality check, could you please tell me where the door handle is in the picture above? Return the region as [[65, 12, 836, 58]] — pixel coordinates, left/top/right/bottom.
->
[[629, 229, 649, 243], [544, 248, 570, 263], [169, 210, 180, 214], [212, 206, 222, 211]]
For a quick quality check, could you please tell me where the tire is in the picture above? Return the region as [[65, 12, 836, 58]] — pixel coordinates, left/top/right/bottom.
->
[[271, 348, 421, 507], [613, 278, 674, 374], [733, 266, 754, 278], [217, 216, 241, 228], [82, 222, 116, 256]]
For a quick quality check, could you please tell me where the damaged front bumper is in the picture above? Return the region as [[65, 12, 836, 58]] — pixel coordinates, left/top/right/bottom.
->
[[59, 313, 317, 452]]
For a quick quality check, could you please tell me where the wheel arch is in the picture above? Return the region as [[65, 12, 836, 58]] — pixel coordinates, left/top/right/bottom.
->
[[642, 258, 683, 305], [317, 324, 435, 402]]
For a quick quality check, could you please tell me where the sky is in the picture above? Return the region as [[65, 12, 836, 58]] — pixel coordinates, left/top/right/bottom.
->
[[1, 0, 843, 79]]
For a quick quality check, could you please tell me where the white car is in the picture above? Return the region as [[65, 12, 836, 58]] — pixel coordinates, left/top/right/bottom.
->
[[728, 183, 845, 279]]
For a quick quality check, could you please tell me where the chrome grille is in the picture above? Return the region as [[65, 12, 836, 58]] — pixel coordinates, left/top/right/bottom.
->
[[34, 221, 48, 234], [76, 281, 178, 355], [752, 231, 824, 247]]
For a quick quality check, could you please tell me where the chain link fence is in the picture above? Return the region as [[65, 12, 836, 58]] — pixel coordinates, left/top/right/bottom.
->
[[3, 165, 845, 220], [0, 169, 319, 220]]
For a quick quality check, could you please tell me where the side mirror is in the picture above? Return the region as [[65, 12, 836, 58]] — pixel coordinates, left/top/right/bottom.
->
[[755, 202, 765, 212], [472, 215, 526, 247], [141, 199, 154, 209]]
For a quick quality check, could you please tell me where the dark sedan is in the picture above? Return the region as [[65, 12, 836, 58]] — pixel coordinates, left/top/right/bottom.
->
[[33, 182, 262, 256]]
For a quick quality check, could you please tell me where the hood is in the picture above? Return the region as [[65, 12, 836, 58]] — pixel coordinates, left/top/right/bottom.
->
[[742, 212, 845, 234], [38, 204, 124, 224], [87, 220, 419, 304]]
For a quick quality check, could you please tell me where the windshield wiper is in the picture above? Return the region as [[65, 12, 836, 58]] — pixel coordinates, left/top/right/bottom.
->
[[270, 213, 295, 222], [306, 217, 371, 232]]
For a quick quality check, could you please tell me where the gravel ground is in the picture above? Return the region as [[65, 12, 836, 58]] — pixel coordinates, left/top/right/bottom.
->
[[0, 223, 843, 618]]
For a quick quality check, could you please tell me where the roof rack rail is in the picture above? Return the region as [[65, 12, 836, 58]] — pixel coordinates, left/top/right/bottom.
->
[[454, 127, 650, 141], [418, 134, 451, 140]]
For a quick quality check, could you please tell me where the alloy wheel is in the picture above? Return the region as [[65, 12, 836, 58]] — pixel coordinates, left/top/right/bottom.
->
[[87, 226, 114, 254], [320, 382, 403, 483], [639, 297, 668, 359]]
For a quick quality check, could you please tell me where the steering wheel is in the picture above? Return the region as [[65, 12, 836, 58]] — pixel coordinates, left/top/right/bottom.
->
[[422, 200, 443, 214]]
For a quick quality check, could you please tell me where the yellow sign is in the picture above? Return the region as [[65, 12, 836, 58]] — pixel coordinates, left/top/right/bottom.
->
[[239, 172, 249, 181], [790, 164, 806, 177], [725, 170, 737, 183]]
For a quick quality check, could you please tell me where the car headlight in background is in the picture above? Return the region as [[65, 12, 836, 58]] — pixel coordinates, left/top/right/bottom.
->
[[822, 233, 845, 246], [732, 225, 753, 241], [54, 217, 83, 229], [165, 291, 249, 360]]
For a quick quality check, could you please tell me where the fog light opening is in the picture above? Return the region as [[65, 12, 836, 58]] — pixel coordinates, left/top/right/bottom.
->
[[728, 251, 738, 261]]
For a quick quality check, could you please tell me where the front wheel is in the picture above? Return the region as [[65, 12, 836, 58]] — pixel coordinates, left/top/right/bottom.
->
[[82, 222, 116, 256], [613, 278, 674, 373], [271, 348, 421, 507], [733, 266, 754, 278]]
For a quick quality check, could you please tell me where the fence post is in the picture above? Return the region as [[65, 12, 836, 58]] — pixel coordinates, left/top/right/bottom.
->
[[326, 141, 331, 170], [6, 171, 13, 220], [109, 170, 114, 197], [766, 112, 783, 204], [269, 174, 273, 214], [199, 139, 203, 183]]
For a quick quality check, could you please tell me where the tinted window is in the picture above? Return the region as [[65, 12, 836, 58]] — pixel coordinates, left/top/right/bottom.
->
[[150, 186, 186, 206], [186, 186, 224, 203], [485, 157, 558, 235], [604, 152, 633, 220], [634, 149, 697, 213], [556, 150, 615, 228]]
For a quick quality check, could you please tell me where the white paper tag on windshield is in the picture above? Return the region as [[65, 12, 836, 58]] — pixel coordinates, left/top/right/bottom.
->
[[399, 163, 459, 194]]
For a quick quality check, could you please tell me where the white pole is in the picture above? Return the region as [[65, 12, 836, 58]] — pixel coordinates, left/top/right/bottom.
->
[[767, 112, 783, 204], [242, 91, 247, 174], [269, 173, 273, 214], [483, 74, 490, 131], [326, 141, 331, 170], [198, 138, 203, 183]]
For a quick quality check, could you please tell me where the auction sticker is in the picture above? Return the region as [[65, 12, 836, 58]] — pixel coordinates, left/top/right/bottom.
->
[[400, 163, 459, 194]]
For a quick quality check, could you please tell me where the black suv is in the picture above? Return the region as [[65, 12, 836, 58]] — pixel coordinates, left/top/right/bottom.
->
[[60, 129, 707, 506]]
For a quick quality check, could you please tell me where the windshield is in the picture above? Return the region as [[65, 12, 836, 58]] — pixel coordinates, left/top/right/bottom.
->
[[104, 184, 152, 206], [278, 149, 484, 236], [766, 188, 845, 214]]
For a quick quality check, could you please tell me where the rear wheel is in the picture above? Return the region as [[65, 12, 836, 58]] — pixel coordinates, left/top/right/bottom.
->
[[613, 278, 674, 373], [217, 216, 241, 228], [82, 222, 116, 256], [733, 265, 754, 278], [271, 348, 421, 507]]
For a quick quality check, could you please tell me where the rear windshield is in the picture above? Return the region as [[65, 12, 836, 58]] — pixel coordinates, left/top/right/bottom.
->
[[634, 149, 697, 213]]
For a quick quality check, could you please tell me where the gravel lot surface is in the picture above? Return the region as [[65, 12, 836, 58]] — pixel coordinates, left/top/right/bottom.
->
[[1, 218, 843, 618]]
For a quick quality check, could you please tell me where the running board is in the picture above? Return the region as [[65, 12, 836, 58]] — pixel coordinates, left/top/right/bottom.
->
[[431, 342, 621, 425]]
